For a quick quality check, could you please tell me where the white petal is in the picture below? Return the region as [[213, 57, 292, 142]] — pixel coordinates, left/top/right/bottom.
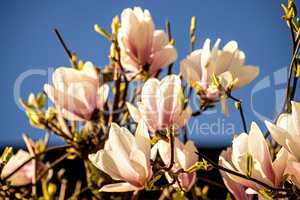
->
[[100, 182, 140, 192], [291, 101, 300, 135], [97, 84, 109, 109], [126, 102, 142, 122], [88, 150, 122, 180]]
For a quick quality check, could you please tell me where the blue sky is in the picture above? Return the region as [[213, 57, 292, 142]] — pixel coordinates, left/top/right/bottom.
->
[[0, 0, 299, 147]]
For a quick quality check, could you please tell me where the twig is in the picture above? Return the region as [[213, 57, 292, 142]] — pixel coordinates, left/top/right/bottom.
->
[[165, 127, 175, 171], [36, 152, 71, 181], [227, 94, 247, 133], [197, 177, 226, 189], [166, 20, 174, 75], [54, 29, 72, 60], [284, 19, 300, 112]]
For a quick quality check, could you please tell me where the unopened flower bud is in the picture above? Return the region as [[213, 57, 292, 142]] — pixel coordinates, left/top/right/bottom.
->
[[111, 16, 120, 35], [28, 93, 36, 106], [94, 24, 111, 40], [234, 101, 241, 110], [36, 92, 46, 108], [45, 107, 56, 121], [190, 16, 197, 34], [47, 183, 57, 196]]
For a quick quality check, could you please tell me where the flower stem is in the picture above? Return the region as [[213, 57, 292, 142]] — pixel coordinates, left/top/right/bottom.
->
[[165, 127, 175, 171], [227, 94, 247, 133]]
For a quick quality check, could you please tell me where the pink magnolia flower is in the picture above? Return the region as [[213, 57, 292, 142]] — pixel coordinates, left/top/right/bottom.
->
[[180, 39, 259, 114], [44, 62, 109, 121], [219, 122, 288, 198], [1, 150, 45, 186], [265, 101, 300, 160], [88, 121, 152, 192], [126, 75, 192, 132], [156, 138, 198, 191], [118, 7, 177, 79]]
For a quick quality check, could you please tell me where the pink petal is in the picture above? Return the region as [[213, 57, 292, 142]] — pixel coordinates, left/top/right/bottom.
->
[[100, 182, 141, 192], [272, 148, 288, 186], [149, 46, 177, 75], [44, 84, 87, 120], [159, 75, 182, 128], [248, 122, 275, 183], [180, 56, 202, 84], [152, 30, 169, 52]]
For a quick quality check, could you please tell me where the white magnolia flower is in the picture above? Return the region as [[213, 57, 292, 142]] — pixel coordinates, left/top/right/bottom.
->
[[219, 122, 288, 198], [89, 121, 152, 192], [180, 39, 259, 114], [44, 62, 109, 121], [1, 150, 45, 186], [126, 75, 192, 133]]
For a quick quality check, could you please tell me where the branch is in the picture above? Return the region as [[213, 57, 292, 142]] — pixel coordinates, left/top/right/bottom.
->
[[164, 127, 175, 171], [227, 94, 247, 133]]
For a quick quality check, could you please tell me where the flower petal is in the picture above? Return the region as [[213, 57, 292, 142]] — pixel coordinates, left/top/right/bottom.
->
[[126, 102, 142, 122], [97, 84, 109, 109], [149, 46, 177, 75], [88, 150, 122, 180], [100, 182, 140, 192], [291, 101, 300, 135]]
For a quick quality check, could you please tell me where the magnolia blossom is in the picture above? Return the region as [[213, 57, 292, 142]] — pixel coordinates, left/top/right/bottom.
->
[[265, 101, 300, 160], [156, 138, 198, 191], [44, 62, 109, 121], [118, 7, 177, 79], [219, 122, 288, 198], [89, 121, 152, 192], [180, 39, 259, 114], [126, 75, 192, 132], [1, 150, 45, 186]]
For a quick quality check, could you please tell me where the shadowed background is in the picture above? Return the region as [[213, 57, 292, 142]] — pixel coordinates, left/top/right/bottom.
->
[[0, 0, 299, 147]]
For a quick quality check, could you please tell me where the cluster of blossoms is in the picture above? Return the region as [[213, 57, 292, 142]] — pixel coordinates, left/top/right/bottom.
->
[[219, 102, 300, 199], [1, 2, 300, 199]]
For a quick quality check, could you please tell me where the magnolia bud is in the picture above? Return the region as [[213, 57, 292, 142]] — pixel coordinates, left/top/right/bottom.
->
[[111, 16, 120, 35], [36, 92, 46, 108], [45, 107, 56, 121], [47, 183, 57, 196], [0, 147, 13, 164], [94, 24, 111, 40], [190, 16, 197, 34], [28, 93, 36, 106], [234, 101, 241, 110]]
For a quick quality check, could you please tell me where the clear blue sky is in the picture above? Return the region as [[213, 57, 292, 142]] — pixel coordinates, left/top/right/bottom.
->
[[0, 0, 299, 147]]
